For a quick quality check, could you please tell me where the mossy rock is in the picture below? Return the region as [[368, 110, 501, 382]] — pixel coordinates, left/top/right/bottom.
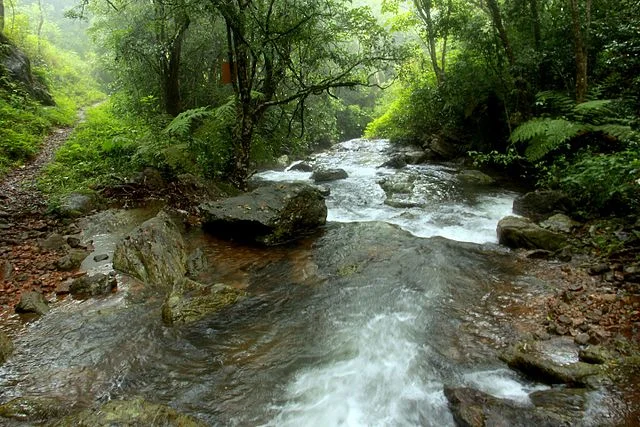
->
[[52, 397, 207, 426], [162, 279, 246, 325], [0, 396, 73, 423], [0, 332, 13, 365]]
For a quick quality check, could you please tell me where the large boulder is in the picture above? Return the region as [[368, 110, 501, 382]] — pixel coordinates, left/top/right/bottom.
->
[[444, 387, 571, 427], [52, 397, 207, 427], [513, 191, 573, 222], [458, 170, 495, 186], [58, 192, 98, 218], [162, 279, 245, 325], [497, 216, 567, 251], [15, 292, 49, 315], [0, 32, 54, 105], [427, 135, 461, 159], [500, 340, 602, 386], [311, 168, 348, 183], [113, 211, 187, 290], [201, 183, 327, 245]]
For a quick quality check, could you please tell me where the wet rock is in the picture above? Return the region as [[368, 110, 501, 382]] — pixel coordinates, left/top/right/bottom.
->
[[540, 214, 580, 233], [15, 291, 50, 315], [497, 216, 567, 251], [0, 396, 73, 423], [574, 333, 590, 346], [457, 170, 495, 186], [56, 249, 90, 271], [513, 191, 573, 222], [528, 388, 588, 421], [69, 272, 117, 297], [65, 236, 82, 248], [526, 249, 552, 260], [186, 248, 208, 279], [39, 233, 67, 251], [500, 340, 601, 386], [58, 192, 97, 218], [0, 332, 13, 365], [201, 183, 327, 246], [378, 174, 415, 195], [289, 161, 313, 172], [588, 263, 610, 275], [555, 246, 573, 262], [162, 279, 245, 325], [52, 397, 207, 427], [428, 135, 460, 159], [113, 211, 187, 290], [623, 264, 640, 282], [311, 168, 348, 183], [93, 254, 109, 262], [444, 387, 568, 427], [379, 155, 407, 169], [579, 345, 610, 364], [314, 185, 331, 197]]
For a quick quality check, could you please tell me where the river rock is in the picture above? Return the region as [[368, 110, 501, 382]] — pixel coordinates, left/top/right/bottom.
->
[[56, 249, 90, 271], [497, 216, 567, 251], [0, 396, 74, 423], [132, 167, 166, 190], [186, 248, 208, 279], [427, 135, 460, 159], [39, 233, 67, 251], [69, 272, 117, 297], [289, 161, 313, 172], [458, 170, 495, 186], [58, 192, 97, 218], [311, 168, 348, 183], [162, 279, 245, 325], [540, 214, 580, 233], [579, 345, 611, 364], [444, 387, 569, 427], [0, 332, 13, 365], [113, 211, 187, 289], [52, 397, 207, 427], [500, 340, 601, 386], [15, 291, 50, 315], [201, 183, 327, 245], [378, 174, 416, 195], [379, 155, 407, 169], [513, 191, 573, 222], [528, 388, 588, 422]]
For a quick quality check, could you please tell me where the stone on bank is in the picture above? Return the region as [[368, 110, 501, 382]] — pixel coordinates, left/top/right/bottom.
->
[[200, 183, 327, 245]]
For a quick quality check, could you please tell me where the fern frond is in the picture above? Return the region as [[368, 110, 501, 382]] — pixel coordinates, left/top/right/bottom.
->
[[164, 107, 213, 137], [535, 91, 574, 115], [592, 124, 640, 143], [213, 96, 237, 122], [572, 99, 614, 123], [512, 118, 585, 161]]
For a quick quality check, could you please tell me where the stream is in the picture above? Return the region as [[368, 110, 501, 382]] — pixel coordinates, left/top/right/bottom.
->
[[0, 139, 623, 425]]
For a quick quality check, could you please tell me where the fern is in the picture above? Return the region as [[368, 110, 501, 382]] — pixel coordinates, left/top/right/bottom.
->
[[572, 99, 614, 123], [511, 118, 585, 161], [592, 123, 640, 144], [164, 107, 214, 137], [535, 91, 574, 115]]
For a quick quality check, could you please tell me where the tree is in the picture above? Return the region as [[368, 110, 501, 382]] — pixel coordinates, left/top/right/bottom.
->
[[413, 0, 452, 85], [568, 0, 590, 103], [1, 0, 5, 32], [210, 0, 395, 187]]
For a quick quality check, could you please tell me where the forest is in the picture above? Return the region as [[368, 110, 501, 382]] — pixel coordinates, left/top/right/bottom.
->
[[0, 0, 638, 214]]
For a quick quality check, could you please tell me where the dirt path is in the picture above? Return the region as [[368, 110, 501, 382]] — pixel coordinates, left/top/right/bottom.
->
[[0, 123, 81, 311]]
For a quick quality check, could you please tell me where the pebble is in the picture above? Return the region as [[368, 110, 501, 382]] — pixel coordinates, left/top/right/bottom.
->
[[575, 333, 590, 345], [93, 254, 109, 262]]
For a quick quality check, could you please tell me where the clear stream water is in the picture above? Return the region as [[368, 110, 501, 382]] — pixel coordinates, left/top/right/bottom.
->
[[0, 139, 624, 425]]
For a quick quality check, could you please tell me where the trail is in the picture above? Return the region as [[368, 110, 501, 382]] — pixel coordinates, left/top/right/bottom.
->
[[0, 113, 84, 309]]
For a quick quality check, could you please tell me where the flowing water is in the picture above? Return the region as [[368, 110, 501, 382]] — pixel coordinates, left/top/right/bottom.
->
[[0, 139, 625, 425]]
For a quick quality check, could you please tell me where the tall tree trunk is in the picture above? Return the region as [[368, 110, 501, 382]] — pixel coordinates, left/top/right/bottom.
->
[[569, 0, 589, 103], [162, 17, 189, 116], [529, 0, 541, 51], [486, 0, 515, 67], [0, 0, 5, 33], [414, 0, 445, 85]]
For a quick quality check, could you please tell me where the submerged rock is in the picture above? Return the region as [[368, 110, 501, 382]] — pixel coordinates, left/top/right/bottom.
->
[[56, 249, 90, 271], [311, 168, 348, 182], [162, 279, 245, 325], [513, 191, 573, 222], [113, 211, 187, 290], [458, 170, 495, 186], [15, 291, 49, 315], [0, 396, 74, 423], [444, 387, 570, 427], [201, 183, 327, 245], [52, 397, 207, 427], [0, 332, 13, 365], [497, 216, 567, 251], [500, 340, 602, 386]]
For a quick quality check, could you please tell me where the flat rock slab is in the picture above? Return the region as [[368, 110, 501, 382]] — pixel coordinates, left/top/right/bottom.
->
[[201, 183, 327, 245], [497, 216, 567, 251]]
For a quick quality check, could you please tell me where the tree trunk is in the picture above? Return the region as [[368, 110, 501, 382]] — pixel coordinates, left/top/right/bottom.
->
[[569, 0, 588, 103], [486, 0, 515, 67], [0, 0, 5, 33], [529, 0, 541, 51], [414, 0, 445, 85]]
